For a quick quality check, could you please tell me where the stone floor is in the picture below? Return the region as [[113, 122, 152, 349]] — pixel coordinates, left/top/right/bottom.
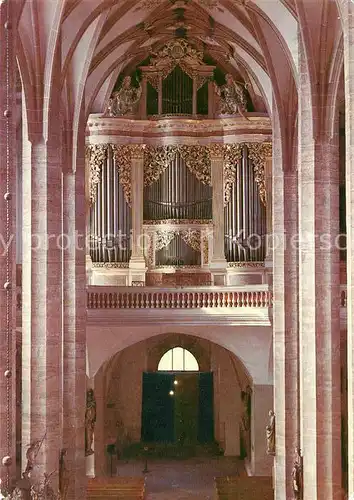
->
[[116, 456, 245, 500]]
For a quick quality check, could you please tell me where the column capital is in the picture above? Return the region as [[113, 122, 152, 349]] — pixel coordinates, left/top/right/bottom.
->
[[209, 143, 225, 160], [130, 144, 146, 160]]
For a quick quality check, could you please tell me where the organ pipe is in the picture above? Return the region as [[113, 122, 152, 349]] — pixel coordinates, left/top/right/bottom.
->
[[144, 151, 212, 221], [224, 146, 266, 262], [156, 234, 201, 267], [89, 145, 132, 263]]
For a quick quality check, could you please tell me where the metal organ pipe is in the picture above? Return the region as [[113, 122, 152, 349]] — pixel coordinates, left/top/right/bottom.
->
[[224, 146, 266, 262], [89, 145, 132, 263]]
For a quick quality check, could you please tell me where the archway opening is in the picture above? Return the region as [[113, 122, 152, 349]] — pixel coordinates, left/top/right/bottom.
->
[[143, 346, 212, 446]]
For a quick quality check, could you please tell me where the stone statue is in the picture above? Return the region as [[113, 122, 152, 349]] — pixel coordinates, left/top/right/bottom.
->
[[213, 74, 249, 119], [24, 435, 46, 476], [30, 471, 58, 500], [266, 410, 276, 455], [85, 389, 96, 456], [59, 449, 69, 500], [106, 76, 142, 116], [292, 447, 303, 500], [8, 472, 31, 500]]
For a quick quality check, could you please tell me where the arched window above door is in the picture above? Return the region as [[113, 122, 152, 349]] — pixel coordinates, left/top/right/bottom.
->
[[157, 346, 199, 371]]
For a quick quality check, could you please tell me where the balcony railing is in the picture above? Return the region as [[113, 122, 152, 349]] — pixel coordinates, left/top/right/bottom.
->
[[86, 285, 272, 310]]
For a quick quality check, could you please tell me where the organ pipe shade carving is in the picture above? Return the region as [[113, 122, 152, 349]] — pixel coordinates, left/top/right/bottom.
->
[[156, 232, 201, 267], [144, 150, 212, 220], [89, 145, 132, 263], [87, 143, 271, 209], [224, 145, 266, 262]]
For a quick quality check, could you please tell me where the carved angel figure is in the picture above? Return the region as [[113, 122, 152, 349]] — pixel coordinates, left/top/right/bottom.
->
[[25, 435, 45, 475], [266, 410, 276, 455], [106, 76, 142, 116], [214, 74, 249, 119]]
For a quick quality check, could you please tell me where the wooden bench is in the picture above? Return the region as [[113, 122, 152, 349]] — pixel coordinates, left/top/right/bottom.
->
[[215, 476, 273, 500], [87, 477, 145, 500]]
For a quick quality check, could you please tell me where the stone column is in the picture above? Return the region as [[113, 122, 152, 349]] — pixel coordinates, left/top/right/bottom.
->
[[342, 1, 354, 496], [85, 146, 93, 284], [251, 385, 273, 476], [129, 145, 146, 285], [62, 123, 87, 498], [265, 156, 273, 263], [22, 135, 62, 489], [209, 144, 227, 285], [272, 110, 299, 499], [0, 0, 17, 489], [297, 44, 341, 500]]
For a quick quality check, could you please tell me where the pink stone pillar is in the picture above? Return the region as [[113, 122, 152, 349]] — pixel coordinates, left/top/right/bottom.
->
[[209, 144, 227, 285], [342, 1, 354, 496], [62, 132, 87, 497], [129, 145, 146, 285], [22, 133, 63, 488], [272, 110, 299, 499], [298, 45, 341, 500], [0, 0, 17, 490]]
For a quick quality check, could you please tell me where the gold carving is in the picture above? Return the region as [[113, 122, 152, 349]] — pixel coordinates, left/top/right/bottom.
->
[[214, 74, 249, 120], [143, 219, 212, 225], [224, 144, 242, 205], [149, 39, 205, 80], [179, 145, 211, 185], [144, 146, 177, 186], [180, 229, 201, 252], [247, 142, 272, 206], [209, 143, 225, 159], [137, 0, 221, 11], [111, 145, 132, 206], [144, 145, 211, 186], [87, 144, 108, 205], [105, 76, 142, 116], [130, 144, 146, 160], [155, 230, 176, 252], [227, 261, 265, 268]]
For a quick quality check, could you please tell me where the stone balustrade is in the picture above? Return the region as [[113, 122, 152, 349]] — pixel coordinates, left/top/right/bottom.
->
[[86, 285, 272, 309], [16, 285, 348, 312]]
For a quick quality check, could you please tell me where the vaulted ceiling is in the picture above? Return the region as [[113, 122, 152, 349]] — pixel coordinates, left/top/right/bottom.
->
[[15, 0, 344, 159]]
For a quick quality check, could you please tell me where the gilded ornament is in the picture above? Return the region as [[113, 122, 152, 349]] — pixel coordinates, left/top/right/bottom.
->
[[180, 229, 201, 252], [208, 143, 225, 159], [247, 142, 272, 206], [130, 144, 146, 160], [111, 145, 132, 206], [105, 76, 142, 117], [224, 144, 242, 205], [214, 74, 249, 120], [87, 144, 108, 205]]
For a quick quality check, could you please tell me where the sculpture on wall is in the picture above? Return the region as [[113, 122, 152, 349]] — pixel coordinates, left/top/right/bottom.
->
[[266, 410, 276, 455], [214, 74, 249, 119], [24, 434, 46, 476], [59, 449, 69, 500], [85, 389, 96, 456], [106, 76, 142, 116], [292, 447, 303, 500]]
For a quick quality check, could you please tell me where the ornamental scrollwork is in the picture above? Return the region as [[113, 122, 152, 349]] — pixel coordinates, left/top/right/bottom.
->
[[144, 146, 177, 186], [179, 145, 211, 185], [87, 144, 108, 205], [180, 229, 201, 252], [224, 144, 242, 206], [247, 142, 272, 206], [111, 145, 132, 206], [155, 230, 176, 252]]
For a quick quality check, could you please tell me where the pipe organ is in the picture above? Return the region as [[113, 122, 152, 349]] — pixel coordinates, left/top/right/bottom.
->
[[86, 141, 271, 284], [87, 38, 271, 285]]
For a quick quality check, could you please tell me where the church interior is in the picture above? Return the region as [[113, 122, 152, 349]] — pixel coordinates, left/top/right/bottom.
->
[[0, 0, 353, 499]]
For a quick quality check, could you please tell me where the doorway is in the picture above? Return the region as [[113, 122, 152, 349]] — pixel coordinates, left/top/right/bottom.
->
[[141, 371, 214, 444]]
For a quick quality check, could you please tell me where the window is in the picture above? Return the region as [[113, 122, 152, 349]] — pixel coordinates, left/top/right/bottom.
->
[[158, 347, 199, 371]]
